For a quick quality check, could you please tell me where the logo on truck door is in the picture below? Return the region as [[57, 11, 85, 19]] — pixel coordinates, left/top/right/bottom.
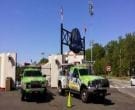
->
[[69, 69, 80, 91]]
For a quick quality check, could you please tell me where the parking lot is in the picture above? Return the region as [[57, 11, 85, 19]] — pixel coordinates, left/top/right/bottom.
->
[[0, 87, 135, 110]]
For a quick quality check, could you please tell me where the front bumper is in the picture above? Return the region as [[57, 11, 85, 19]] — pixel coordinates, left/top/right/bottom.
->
[[87, 86, 110, 96], [23, 87, 46, 94]]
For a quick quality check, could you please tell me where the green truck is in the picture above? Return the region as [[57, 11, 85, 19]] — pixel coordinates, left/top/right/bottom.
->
[[58, 64, 110, 103], [20, 67, 47, 101]]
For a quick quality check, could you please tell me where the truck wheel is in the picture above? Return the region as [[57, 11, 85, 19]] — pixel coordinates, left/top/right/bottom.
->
[[99, 94, 105, 100], [131, 81, 133, 86], [81, 89, 88, 103], [58, 84, 64, 95], [21, 91, 25, 101], [44, 87, 47, 94]]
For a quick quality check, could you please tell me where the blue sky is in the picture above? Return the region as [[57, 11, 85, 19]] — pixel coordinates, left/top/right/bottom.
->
[[0, 0, 135, 63]]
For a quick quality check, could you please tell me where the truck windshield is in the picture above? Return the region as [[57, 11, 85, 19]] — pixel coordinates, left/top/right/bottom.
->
[[79, 69, 91, 75], [24, 71, 42, 77]]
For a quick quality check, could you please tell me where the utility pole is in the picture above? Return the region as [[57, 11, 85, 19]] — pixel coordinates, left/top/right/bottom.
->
[[41, 52, 45, 58], [88, 0, 94, 63], [89, 40, 94, 73], [88, 0, 94, 73], [90, 40, 94, 64], [119, 49, 122, 75], [88, 0, 94, 16], [88, 0, 94, 64]]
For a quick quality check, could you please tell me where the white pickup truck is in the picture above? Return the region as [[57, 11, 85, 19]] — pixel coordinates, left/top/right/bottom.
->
[[57, 64, 72, 95], [57, 64, 110, 103]]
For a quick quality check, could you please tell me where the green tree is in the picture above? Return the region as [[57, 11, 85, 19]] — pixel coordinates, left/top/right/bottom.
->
[[94, 58, 106, 75], [16, 64, 24, 81], [38, 58, 48, 65], [85, 43, 105, 61], [92, 43, 105, 60], [119, 33, 135, 76], [85, 48, 91, 61], [86, 32, 135, 76], [86, 43, 106, 75]]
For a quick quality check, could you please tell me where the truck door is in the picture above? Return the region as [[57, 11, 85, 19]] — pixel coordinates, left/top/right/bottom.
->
[[69, 69, 80, 91]]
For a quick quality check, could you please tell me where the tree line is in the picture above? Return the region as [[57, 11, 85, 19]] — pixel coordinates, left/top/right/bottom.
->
[[85, 32, 135, 76], [16, 32, 135, 79]]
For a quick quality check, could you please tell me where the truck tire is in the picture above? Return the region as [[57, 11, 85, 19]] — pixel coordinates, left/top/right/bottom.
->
[[21, 90, 26, 101], [99, 94, 105, 100], [81, 89, 89, 103], [44, 87, 47, 94], [58, 84, 64, 95], [131, 81, 133, 86]]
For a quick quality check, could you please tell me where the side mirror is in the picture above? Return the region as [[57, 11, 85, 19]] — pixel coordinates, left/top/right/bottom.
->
[[76, 74, 79, 78]]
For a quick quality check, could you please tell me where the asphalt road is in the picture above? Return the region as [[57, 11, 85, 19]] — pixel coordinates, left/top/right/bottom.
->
[[110, 78, 135, 98], [0, 88, 135, 110]]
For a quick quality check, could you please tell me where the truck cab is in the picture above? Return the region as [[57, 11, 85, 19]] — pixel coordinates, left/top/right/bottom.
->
[[68, 64, 110, 102], [58, 64, 110, 103], [20, 67, 47, 101], [57, 64, 72, 95]]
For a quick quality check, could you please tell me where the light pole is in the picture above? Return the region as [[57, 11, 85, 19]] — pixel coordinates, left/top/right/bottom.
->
[[88, 0, 94, 16], [119, 49, 122, 75], [41, 52, 45, 58], [90, 41, 93, 63], [88, 0, 94, 73]]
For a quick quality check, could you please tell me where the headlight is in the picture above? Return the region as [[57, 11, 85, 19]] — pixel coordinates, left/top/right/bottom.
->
[[41, 82, 46, 87], [88, 80, 101, 88], [89, 79, 110, 88], [26, 83, 31, 88], [22, 83, 26, 89], [88, 81, 92, 87], [103, 79, 110, 87]]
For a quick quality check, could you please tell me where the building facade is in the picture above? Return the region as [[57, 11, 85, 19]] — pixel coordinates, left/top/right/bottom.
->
[[41, 52, 84, 88], [0, 53, 16, 90]]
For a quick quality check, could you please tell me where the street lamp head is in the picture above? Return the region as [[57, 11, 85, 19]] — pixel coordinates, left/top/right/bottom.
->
[[41, 52, 45, 55], [88, 0, 94, 16]]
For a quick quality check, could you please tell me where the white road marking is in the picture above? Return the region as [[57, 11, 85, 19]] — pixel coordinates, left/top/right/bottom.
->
[[110, 84, 135, 88]]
